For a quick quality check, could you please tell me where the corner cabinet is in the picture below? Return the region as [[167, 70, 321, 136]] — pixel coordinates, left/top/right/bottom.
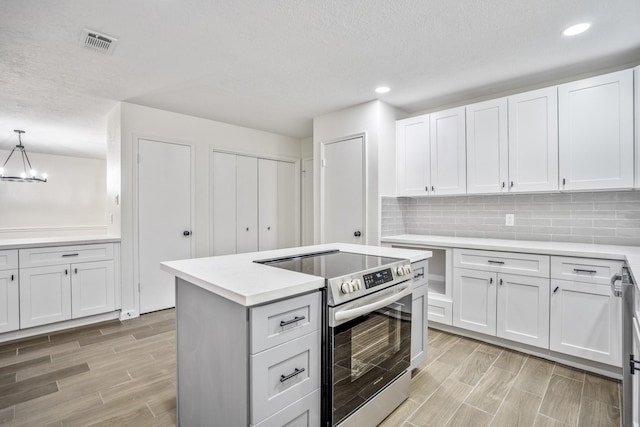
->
[[0, 250, 19, 333], [558, 69, 634, 191]]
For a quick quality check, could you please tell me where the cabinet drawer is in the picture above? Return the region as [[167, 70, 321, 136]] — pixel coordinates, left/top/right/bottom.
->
[[550, 257, 623, 284], [251, 291, 320, 354], [0, 250, 18, 271], [454, 249, 549, 278], [252, 389, 320, 427], [250, 331, 320, 425], [411, 259, 428, 289], [19, 244, 114, 268]]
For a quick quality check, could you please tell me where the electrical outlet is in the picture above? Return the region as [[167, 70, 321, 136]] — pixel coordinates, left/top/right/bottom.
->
[[505, 214, 515, 226]]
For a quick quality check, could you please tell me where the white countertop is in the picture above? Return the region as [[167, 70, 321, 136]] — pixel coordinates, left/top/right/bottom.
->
[[161, 243, 432, 307], [0, 235, 121, 250], [381, 234, 640, 284]]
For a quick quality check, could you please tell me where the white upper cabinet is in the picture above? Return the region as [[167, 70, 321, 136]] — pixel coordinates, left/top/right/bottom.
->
[[430, 107, 467, 195], [466, 98, 508, 194], [396, 114, 430, 196], [559, 69, 634, 191], [508, 87, 559, 192]]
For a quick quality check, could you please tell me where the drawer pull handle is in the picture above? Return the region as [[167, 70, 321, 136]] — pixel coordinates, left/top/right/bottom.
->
[[630, 354, 640, 375], [413, 272, 424, 280], [62, 253, 79, 257], [280, 367, 305, 382], [487, 260, 504, 265], [280, 315, 306, 327], [573, 269, 597, 274], [553, 286, 559, 294]]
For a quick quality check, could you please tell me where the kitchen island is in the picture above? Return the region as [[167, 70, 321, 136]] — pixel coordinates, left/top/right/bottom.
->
[[161, 243, 431, 427]]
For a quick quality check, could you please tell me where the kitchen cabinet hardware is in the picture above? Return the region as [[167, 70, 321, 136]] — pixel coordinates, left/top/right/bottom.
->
[[62, 253, 79, 257], [502, 182, 505, 188], [11, 274, 14, 281], [246, 227, 250, 231], [279, 315, 306, 327], [553, 286, 559, 293], [573, 269, 597, 274], [65, 269, 68, 275], [487, 260, 505, 265], [183, 230, 191, 236], [489, 277, 493, 284], [74, 268, 78, 274], [413, 272, 425, 280], [280, 367, 305, 383], [499, 278, 503, 286], [562, 178, 566, 185], [510, 181, 514, 188], [267, 226, 271, 231], [354, 231, 361, 237], [425, 186, 428, 192], [431, 186, 434, 192], [630, 354, 640, 374]]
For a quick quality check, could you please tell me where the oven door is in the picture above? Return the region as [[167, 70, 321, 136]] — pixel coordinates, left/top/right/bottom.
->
[[328, 282, 412, 426]]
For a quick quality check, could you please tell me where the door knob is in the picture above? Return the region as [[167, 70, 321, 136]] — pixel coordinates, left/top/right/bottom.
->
[[354, 231, 362, 237], [183, 230, 191, 236]]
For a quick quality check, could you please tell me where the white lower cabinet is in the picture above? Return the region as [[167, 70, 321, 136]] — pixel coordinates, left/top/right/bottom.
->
[[496, 274, 549, 348], [549, 279, 622, 367], [411, 284, 428, 370], [0, 269, 19, 333], [253, 389, 320, 427], [20, 265, 72, 328], [453, 268, 496, 335], [632, 320, 640, 426], [71, 261, 116, 319]]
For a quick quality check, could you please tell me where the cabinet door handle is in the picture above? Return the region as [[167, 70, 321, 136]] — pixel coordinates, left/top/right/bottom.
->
[[246, 227, 249, 231], [431, 186, 435, 192], [573, 269, 597, 274], [62, 253, 79, 257], [267, 226, 271, 231], [11, 274, 14, 281], [499, 278, 503, 286], [74, 268, 78, 274], [489, 277, 493, 284], [65, 269, 68, 275], [553, 286, 559, 294], [502, 182, 505, 188], [510, 181, 514, 188], [487, 260, 505, 265], [425, 186, 428, 192], [280, 367, 305, 382], [562, 178, 566, 186], [279, 315, 306, 327]]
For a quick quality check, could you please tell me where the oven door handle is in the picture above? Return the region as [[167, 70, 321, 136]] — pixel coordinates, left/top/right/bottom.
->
[[334, 285, 412, 323]]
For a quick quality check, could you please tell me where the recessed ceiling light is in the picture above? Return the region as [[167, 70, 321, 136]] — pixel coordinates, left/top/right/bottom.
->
[[562, 23, 591, 36], [375, 86, 390, 94]]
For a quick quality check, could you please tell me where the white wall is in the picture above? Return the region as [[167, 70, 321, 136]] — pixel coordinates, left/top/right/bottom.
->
[[0, 150, 107, 238], [312, 100, 398, 246], [117, 102, 302, 318], [106, 103, 121, 237]]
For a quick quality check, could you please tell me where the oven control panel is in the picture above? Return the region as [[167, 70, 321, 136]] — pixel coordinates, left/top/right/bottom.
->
[[363, 268, 394, 289]]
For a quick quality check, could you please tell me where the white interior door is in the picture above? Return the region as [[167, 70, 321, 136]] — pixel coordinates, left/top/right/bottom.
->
[[302, 158, 314, 246], [211, 152, 238, 256], [258, 159, 278, 251], [322, 136, 364, 244], [277, 160, 297, 249], [138, 139, 192, 314], [236, 155, 258, 253]]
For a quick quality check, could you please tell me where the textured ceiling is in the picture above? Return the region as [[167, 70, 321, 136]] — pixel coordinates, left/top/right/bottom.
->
[[0, 0, 639, 158]]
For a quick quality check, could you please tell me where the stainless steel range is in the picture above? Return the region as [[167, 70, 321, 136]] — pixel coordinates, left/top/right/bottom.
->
[[259, 250, 413, 426]]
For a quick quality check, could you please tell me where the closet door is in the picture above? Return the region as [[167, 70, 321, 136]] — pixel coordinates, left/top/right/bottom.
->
[[277, 161, 297, 249], [212, 152, 238, 255], [258, 159, 278, 251], [237, 155, 259, 253]]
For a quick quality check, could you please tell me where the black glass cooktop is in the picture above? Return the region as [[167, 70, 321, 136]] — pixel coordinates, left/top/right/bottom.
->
[[255, 250, 402, 279]]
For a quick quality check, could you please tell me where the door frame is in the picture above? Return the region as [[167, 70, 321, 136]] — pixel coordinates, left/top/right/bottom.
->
[[208, 147, 301, 256], [301, 156, 313, 246], [133, 135, 196, 315], [319, 133, 367, 245]]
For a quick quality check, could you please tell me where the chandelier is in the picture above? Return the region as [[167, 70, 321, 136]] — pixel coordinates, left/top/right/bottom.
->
[[0, 130, 47, 183]]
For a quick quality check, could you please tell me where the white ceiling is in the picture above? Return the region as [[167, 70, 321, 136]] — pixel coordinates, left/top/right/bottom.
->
[[1, 0, 639, 158]]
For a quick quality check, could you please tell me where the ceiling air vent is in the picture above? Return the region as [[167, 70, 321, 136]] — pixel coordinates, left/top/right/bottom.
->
[[80, 28, 118, 55]]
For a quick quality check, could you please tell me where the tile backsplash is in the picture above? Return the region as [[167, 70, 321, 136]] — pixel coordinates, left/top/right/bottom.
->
[[381, 191, 640, 246]]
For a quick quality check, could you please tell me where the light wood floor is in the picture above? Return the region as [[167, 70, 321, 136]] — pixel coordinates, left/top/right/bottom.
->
[[0, 310, 621, 427]]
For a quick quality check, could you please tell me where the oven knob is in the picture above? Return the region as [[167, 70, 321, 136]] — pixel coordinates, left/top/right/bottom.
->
[[396, 266, 405, 276], [354, 279, 362, 290], [404, 266, 412, 275], [341, 282, 351, 294]]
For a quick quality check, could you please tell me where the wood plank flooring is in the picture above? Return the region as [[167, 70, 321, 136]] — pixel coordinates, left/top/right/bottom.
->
[[0, 311, 621, 427]]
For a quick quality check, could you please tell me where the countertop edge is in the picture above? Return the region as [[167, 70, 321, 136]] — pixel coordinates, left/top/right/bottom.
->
[[0, 236, 122, 250]]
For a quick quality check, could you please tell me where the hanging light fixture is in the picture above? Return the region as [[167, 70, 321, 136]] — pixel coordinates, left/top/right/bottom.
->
[[0, 130, 47, 183]]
